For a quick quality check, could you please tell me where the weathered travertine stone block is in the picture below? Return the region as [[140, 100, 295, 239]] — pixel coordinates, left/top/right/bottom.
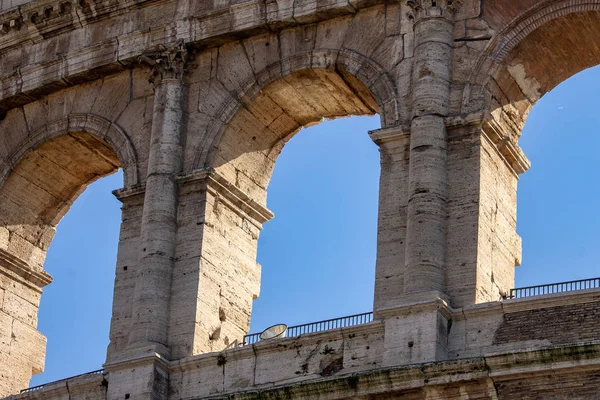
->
[[168, 170, 269, 357], [0, 251, 50, 395], [2, 0, 600, 398]]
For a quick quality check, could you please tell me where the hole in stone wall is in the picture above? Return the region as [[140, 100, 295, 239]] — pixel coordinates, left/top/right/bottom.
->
[[517, 65, 600, 288], [28, 171, 122, 386], [249, 116, 380, 333]]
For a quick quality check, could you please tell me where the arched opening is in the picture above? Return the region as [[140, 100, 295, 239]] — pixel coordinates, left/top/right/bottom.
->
[[0, 116, 135, 393], [0, 131, 121, 270], [29, 171, 122, 386], [207, 68, 380, 204], [188, 61, 391, 352], [517, 65, 600, 288], [482, 7, 600, 137], [480, 7, 600, 297], [250, 115, 380, 332]]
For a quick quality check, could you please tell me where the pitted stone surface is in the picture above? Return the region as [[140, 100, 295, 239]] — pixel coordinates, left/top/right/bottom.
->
[[0, 0, 599, 398]]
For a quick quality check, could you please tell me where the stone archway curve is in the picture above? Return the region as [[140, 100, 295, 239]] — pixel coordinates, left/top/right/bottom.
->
[[193, 48, 399, 171], [464, 0, 600, 111], [0, 113, 139, 188]]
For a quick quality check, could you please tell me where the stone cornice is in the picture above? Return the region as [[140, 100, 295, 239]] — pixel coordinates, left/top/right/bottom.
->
[[0, 0, 389, 117], [375, 295, 453, 320], [453, 288, 600, 321], [103, 351, 170, 373], [485, 341, 600, 380], [0, 248, 52, 291], [177, 168, 274, 226], [481, 115, 530, 175], [445, 111, 530, 175], [112, 184, 146, 202], [0, 0, 165, 48], [501, 288, 600, 314], [371, 114, 530, 176], [368, 125, 410, 145], [113, 168, 275, 225]]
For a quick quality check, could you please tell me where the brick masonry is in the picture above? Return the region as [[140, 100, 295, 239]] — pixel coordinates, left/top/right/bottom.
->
[[494, 301, 600, 346]]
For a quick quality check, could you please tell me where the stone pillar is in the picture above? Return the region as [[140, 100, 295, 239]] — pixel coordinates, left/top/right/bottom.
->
[[444, 115, 527, 307], [106, 187, 145, 362], [0, 250, 51, 396], [168, 169, 272, 359], [370, 126, 411, 312], [127, 41, 188, 357], [404, 0, 460, 299]]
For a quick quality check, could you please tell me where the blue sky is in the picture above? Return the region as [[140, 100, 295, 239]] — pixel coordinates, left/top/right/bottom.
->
[[30, 65, 600, 386]]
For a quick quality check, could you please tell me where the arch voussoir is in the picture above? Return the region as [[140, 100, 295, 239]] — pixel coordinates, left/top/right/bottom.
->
[[0, 113, 139, 189], [468, 0, 600, 98], [196, 47, 399, 172]]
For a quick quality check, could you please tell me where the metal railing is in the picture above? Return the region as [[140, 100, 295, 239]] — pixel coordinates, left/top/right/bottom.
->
[[21, 369, 104, 393], [508, 277, 600, 299], [243, 312, 373, 345]]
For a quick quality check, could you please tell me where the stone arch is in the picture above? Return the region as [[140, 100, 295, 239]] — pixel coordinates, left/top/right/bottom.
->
[[0, 112, 138, 272], [451, 1, 600, 308], [173, 47, 391, 356], [1, 113, 139, 189], [196, 48, 397, 204], [0, 112, 138, 393], [464, 0, 600, 124]]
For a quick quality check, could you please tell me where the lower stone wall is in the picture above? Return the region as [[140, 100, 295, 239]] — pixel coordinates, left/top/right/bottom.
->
[[7, 372, 107, 400], [9, 290, 600, 400], [12, 343, 600, 400], [170, 322, 385, 399]]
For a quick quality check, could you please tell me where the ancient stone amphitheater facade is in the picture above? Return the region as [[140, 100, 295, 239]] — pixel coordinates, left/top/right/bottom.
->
[[0, 0, 599, 398]]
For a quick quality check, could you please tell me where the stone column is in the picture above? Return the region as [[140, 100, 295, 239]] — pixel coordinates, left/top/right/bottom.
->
[[127, 41, 187, 357], [370, 126, 411, 312], [404, 0, 460, 299], [106, 187, 145, 362]]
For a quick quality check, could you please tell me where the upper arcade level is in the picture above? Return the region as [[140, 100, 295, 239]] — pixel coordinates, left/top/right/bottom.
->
[[2, 0, 600, 398]]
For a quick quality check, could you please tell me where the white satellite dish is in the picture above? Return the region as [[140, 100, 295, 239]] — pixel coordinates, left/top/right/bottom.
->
[[259, 324, 287, 341]]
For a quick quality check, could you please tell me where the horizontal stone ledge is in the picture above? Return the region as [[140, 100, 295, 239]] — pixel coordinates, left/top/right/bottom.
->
[[374, 291, 452, 319], [0, 0, 383, 51], [369, 125, 411, 145], [112, 184, 146, 201], [374, 286, 600, 321], [177, 168, 274, 225], [112, 168, 274, 225], [0, 0, 395, 117], [0, 248, 52, 291], [369, 112, 529, 176], [484, 340, 600, 380]]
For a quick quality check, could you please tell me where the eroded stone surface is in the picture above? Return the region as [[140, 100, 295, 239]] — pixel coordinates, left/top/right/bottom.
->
[[0, 0, 599, 398]]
